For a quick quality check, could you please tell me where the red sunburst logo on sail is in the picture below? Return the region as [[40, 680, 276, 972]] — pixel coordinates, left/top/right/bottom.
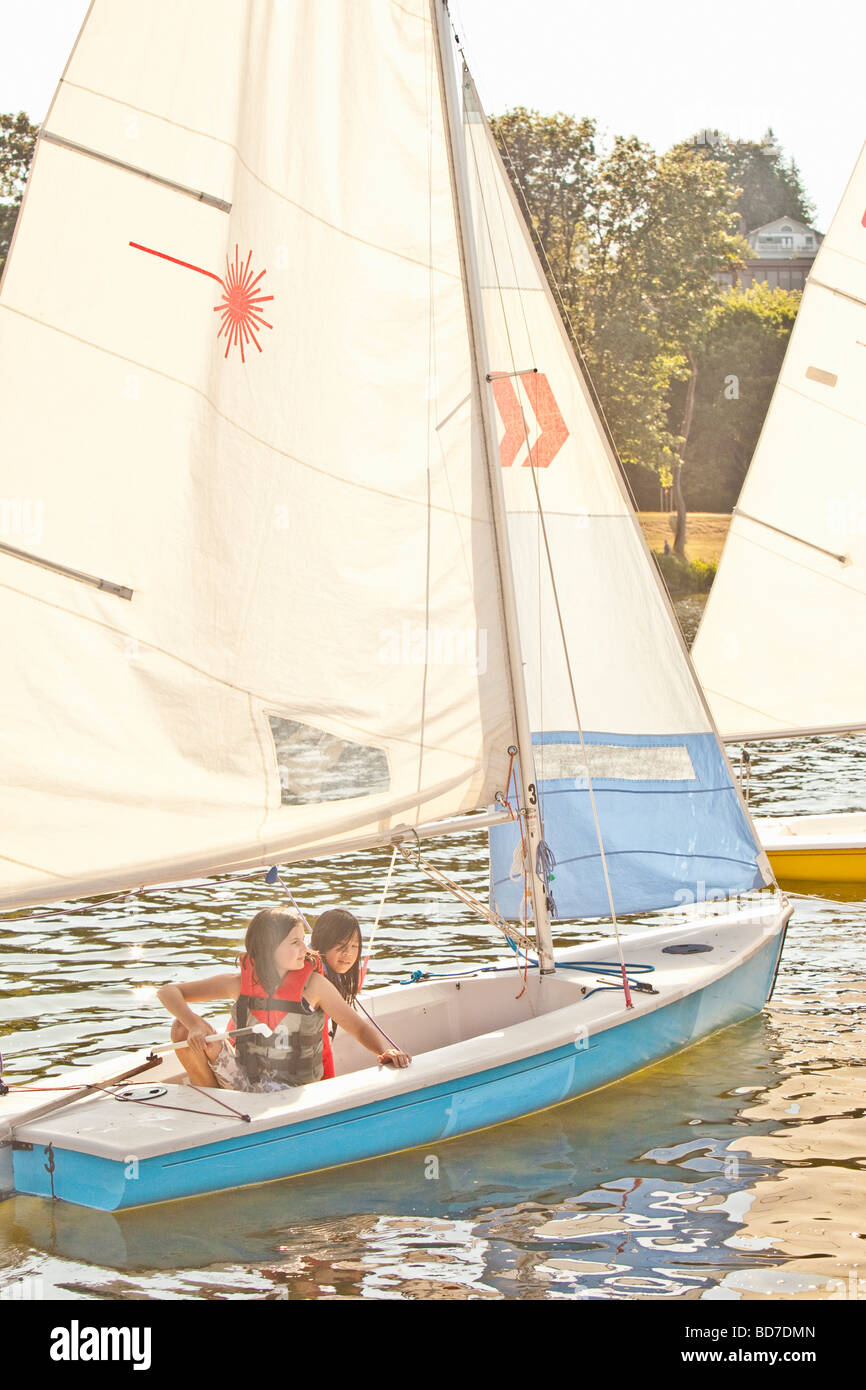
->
[[214, 247, 274, 362], [130, 240, 274, 363]]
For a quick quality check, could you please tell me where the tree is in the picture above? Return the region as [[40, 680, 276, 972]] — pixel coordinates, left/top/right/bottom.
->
[[0, 112, 39, 276], [491, 110, 749, 551], [683, 129, 816, 232], [489, 108, 597, 307], [678, 282, 800, 511]]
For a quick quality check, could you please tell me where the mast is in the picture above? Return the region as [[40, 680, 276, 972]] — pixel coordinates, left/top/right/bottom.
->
[[430, 0, 556, 974]]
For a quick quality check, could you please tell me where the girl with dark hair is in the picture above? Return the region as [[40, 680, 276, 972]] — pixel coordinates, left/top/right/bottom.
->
[[157, 907, 410, 1092], [310, 908, 363, 1079]]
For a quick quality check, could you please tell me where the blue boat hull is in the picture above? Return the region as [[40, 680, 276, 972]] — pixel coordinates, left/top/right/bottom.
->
[[11, 930, 783, 1210]]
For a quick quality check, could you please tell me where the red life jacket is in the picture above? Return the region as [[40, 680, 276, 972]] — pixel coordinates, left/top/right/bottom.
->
[[319, 960, 353, 1080], [232, 954, 324, 1086], [321, 1023, 335, 1080]]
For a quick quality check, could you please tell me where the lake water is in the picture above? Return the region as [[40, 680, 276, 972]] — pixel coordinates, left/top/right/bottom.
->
[[1, 599, 864, 1302]]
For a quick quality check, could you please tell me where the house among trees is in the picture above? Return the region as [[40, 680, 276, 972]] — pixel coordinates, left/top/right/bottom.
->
[[718, 215, 823, 292]]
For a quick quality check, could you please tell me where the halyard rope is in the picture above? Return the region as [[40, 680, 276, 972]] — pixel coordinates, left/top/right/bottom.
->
[[359, 845, 398, 989]]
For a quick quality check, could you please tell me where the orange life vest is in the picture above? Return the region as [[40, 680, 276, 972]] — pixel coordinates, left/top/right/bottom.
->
[[232, 954, 324, 1086]]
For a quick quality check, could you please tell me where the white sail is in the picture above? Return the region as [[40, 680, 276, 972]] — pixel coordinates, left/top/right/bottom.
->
[[0, 0, 517, 911], [692, 143, 866, 741], [459, 68, 769, 917]]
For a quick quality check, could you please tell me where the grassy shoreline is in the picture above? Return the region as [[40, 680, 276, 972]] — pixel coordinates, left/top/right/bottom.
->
[[638, 511, 730, 595]]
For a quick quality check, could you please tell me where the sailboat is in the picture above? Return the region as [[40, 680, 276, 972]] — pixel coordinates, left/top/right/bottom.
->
[[0, 0, 789, 1212], [692, 143, 866, 884]]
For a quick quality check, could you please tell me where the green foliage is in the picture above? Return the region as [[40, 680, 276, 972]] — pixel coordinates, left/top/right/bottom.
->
[[682, 129, 815, 232], [491, 109, 748, 480], [491, 111, 816, 522], [0, 112, 39, 276], [682, 282, 800, 510], [653, 551, 716, 596], [489, 108, 596, 308]]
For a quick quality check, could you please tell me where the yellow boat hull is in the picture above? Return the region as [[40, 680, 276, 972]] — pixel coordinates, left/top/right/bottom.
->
[[767, 845, 866, 884], [753, 813, 866, 886]]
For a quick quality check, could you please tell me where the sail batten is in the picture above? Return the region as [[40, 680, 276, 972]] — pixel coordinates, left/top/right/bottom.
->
[[809, 278, 866, 310], [732, 509, 850, 565], [0, 540, 134, 599], [40, 130, 234, 211]]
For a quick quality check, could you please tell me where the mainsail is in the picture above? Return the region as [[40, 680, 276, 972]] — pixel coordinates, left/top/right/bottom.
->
[[0, 0, 520, 910], [692, 143, 866, 742], [459, 68, 770, 919]]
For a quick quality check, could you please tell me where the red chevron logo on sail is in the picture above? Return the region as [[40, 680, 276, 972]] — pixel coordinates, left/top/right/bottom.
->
[[491, 371, 569, 468]]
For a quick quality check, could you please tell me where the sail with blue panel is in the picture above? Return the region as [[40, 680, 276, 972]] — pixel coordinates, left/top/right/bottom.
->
[[460, 68, 772, 921]]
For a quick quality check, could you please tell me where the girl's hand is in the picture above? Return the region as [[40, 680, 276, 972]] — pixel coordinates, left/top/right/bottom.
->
[[184, 1017, 214, 1054], [377, 1047, 412, 1069]]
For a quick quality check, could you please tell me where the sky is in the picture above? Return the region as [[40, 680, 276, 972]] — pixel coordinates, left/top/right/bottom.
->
[[1, 0, 863, 230]]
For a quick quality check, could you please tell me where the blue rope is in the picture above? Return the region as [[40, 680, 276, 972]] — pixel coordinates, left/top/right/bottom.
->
[[398, 957, 655, 987], [554, 959, 655, 977], [399, 963, 521, 985]]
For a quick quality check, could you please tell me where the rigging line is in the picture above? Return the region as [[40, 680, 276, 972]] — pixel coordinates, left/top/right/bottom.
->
[[103, 1081, 250, 1123], [395, 843, 534, 952], [360, 845, 398, 989], [354, 998, 405, 1056], [503, 750, 531, 990], [469, 105, 544, 811], [475, 93, 554, 811], [463, 65, 568, 838], [527, 523, 633, 1007], [537, 461, 545, 808], [464, 166, 563, 894], [462, 67, 632, 1003], [183, 1080, 251, 1121], [433, 1, 554, 966], [733, 508, 850, 566], [462, 65, 552, 841], [265, 865, 311, 932], [414, 10, 437, 803]]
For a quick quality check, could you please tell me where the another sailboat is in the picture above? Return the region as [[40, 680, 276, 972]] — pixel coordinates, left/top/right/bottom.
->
[[692, 143, 866, 884], [0, 0, 789, 1212]]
